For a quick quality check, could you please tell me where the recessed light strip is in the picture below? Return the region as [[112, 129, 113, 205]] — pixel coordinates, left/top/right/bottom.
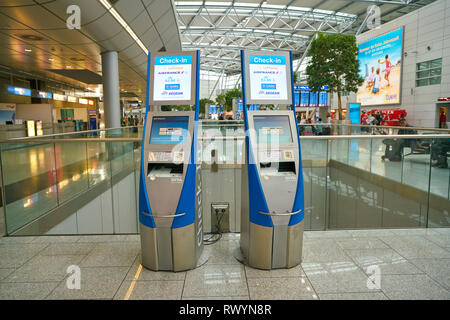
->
[[98, 0, 149, 55]]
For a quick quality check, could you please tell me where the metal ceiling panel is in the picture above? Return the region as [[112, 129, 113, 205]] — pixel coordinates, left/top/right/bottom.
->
[[47, 69, 103, 84], [0, 5, 66, 30], [113, 0, 145, 23]]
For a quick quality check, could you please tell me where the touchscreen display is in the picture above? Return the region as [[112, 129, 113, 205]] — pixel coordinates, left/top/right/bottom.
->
[[253, 115, 293, 144], [149, 116, 189, 144]]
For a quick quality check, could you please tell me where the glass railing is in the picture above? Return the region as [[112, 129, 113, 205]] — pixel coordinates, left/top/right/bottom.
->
[[0, 130, 140, 234], [0, 124, 448, 235]]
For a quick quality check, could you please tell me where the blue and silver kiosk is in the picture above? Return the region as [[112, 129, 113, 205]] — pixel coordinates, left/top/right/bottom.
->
[[139, 51, 203, 271], [239, 50, 305, 269]]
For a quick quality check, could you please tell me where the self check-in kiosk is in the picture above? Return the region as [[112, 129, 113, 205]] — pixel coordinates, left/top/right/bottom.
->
[[139, 51, 203, 271], [238, 50, 305, 269]]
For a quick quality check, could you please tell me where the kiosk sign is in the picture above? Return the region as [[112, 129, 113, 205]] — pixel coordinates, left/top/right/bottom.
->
[[149, 52, 197, 105], [249, 55, 287, 101], [154, 56, 192, 101], [243, 51, 292, 105]]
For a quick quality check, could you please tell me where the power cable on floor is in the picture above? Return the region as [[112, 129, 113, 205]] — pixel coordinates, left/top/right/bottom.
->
[[203, 207, 225, 245]]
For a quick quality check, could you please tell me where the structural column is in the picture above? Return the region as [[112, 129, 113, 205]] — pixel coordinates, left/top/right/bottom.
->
[[101, 51, 121, 128]]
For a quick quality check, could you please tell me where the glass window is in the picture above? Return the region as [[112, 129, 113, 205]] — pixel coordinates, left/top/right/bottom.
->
[[430, 58, 442, 68], [429, 77, 441, 85], [429, 68, 441, 77], [417, 70, 430, 79], [417, 61, 430, 70], [416, 79, 429, 87], [416, 58, 442, 87]]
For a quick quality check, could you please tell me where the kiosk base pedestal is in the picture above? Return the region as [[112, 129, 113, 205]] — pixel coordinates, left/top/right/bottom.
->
[[235, 221, 304, 270]]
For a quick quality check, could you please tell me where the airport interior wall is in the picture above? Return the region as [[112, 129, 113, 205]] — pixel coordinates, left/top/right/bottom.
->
[[331, 0, 450, 127]]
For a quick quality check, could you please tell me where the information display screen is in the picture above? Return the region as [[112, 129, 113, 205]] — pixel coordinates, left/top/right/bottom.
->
[[248, 55, 288, 101], [294, 91, 300, 107], [319, 91, 328, 106], [253, 115, 293, 144], [153, 55, 192, 102], [149, 116, 189, 144], [300, 90, 309, 106], [309, 92, 319, 106]]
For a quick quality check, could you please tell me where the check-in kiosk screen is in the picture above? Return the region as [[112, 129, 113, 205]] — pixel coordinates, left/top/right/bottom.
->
[[254, 115, 293, 144], [149, 116, 189, 144]]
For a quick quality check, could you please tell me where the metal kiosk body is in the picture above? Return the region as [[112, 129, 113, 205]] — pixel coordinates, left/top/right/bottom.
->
[[239, 50, 305, 270], [139, 51, 203, 272]]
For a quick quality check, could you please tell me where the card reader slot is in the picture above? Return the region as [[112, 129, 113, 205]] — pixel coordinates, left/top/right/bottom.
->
[[148, 163, 184, 176], [259, 162, 296, 174]]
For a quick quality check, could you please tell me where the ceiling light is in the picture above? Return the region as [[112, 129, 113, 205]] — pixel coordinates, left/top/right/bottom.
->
[[98, 0, 148, 54], [48, 58, 54, 61], [66, 65, 72, 68], [24, 48, 32, 52]]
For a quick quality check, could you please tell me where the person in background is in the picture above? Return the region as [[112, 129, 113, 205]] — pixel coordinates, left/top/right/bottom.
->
[[315, 118, 324, 135], [218, 113, 224, 120], [440, 110, 447, 128], [300, 115, 306, 124], [375, 111, 384, 126], [398, 118, 419, 150], [367, 112, 376, 126], [361, 112, 368, 132], [431, 138, 450, 168]]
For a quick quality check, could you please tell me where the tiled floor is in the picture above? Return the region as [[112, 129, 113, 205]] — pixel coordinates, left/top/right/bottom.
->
[[0, 229, 449, 300]]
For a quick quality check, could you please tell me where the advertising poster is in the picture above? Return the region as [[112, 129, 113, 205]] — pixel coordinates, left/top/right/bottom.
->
[[248, 55, 288, 101], [0, 103, 16, 124], [153, 55, 192, 102], [357, 28, 403, 106]]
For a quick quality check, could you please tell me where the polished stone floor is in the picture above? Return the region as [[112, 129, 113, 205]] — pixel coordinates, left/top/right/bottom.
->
[[0, 228, 449, 300]]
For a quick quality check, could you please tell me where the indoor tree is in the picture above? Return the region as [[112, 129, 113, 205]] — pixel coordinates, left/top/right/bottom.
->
[[224, 88, 242, 111], [305, 33, 363, 120], [215, 93, 226, 107]]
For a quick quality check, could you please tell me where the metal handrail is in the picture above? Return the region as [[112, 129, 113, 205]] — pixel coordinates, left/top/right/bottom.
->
[[199, 134, 450, 141], [7, 125, 143, 141], [258, 209, 302, 216], [0, 137, 141, 143], [1, 134, 449, 144], [141, 212, 186, 218]]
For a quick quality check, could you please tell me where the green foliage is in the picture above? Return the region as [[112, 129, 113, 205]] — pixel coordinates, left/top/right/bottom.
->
[[293, 72, 299, 84], [224, 88, 242, 111], [306, 33, 364, 119], [216, 93, 226, 106], [199, 98, 214, 115]]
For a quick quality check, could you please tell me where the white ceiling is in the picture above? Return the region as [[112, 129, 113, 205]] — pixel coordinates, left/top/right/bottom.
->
[[175, 0, 435, 74], [0, 0, 182, 100]]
